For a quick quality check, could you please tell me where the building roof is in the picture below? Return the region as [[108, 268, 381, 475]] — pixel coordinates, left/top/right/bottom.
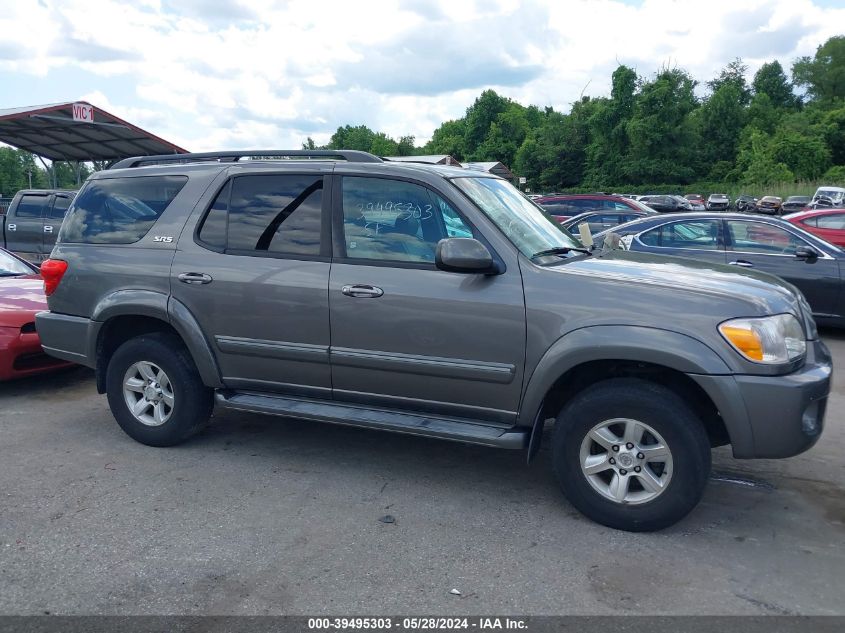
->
[[464, 161, 514, 180], [0, 101, 187, 162], [384, 155, 462, 166]]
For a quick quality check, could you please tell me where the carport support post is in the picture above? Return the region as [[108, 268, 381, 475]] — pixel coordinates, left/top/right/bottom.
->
[[36, 155, 56, 189]]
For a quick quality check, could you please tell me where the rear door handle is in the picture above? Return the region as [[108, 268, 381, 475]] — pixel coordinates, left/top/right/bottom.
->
[[178, 272, 213, 285], [728, 260, 754, 268], [341, 284, 384, 298], [44, 225, 53, 233]]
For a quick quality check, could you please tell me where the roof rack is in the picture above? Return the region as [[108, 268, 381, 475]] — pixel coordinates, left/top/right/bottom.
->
[[110, 150, 383, 170]]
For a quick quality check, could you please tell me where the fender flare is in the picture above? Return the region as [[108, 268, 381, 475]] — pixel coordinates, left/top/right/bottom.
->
[[522, 325, 731, 461], [91, 290, 222, 389]]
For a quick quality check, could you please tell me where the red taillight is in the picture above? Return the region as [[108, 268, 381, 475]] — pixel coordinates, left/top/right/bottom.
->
[[40, 259, 68, 297]]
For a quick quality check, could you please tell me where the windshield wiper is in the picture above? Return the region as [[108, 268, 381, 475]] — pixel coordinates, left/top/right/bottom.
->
[[531, 246, 592, 259], [0, 271, 25, 277]]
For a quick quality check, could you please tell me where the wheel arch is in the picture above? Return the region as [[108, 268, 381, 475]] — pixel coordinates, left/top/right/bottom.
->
[[92, 291, 222, 393], [523, 326, 733, 462]]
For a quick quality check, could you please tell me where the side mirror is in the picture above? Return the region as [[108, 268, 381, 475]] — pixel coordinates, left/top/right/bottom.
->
[[795, 245, 819, 261], [435, 238, 499, 274]]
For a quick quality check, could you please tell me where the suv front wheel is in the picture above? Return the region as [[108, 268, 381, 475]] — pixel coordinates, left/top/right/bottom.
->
[[552, 378, 711, 532], [106, 333, 213, 446]]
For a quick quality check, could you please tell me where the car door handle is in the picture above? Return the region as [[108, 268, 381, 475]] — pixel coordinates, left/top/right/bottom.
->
[[178, 272, 213, 285], [7, 224, 15, 231], [341, 284, 384, 298], [729, 260, 754, 268], [44, 225, 53, 233]]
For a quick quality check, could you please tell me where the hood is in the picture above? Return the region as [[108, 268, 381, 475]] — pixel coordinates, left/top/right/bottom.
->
[[0, 275, 47, 328], [548, 250, 803, 318]]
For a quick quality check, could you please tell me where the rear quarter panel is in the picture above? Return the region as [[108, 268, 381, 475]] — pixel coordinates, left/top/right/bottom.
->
[[46, 169, 219, 319]]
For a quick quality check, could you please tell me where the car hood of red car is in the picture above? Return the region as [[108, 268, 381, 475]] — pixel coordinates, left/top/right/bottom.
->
[[0, 275, 46, 328]]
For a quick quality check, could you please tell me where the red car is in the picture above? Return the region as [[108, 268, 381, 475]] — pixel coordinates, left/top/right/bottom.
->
[[534, 194, 652, 224], [785, 208, 845, 247], [0, 248, 73, 380]]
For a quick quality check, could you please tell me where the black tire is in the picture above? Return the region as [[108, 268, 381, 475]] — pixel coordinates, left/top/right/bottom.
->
[[552, 378, 711, 532], [106, 332, 213, 447]]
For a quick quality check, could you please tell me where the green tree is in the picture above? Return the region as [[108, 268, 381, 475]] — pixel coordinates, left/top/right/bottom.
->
[[0, 148, 48, 195], [708, 58, 751, 105], [472, 103, 531, 166], [584, 65, 637, 185], [51, 161, 92, 188], [327, 125, 377, 151], [396, 135, 416, 156], [463, 90, 511, 156], [739, 130, 795, 184], [820, 106, 845, 164], [625, 68, 700, 183], [793, 36, 845, 105], [746, 93, 783, 135], [770, 128, 831, 180], [425, 119, 467, 159], [515, 106, 588, 190], [822, 165, 845, 181], [752, 60, 797, 109], [695, 83, 746, 173]]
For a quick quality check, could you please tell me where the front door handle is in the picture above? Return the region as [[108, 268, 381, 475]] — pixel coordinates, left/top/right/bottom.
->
[[728, 260, 754, 268], [178, 272, 213, 285], [44, 225, 53, 233], [341, 284, 384, 298]]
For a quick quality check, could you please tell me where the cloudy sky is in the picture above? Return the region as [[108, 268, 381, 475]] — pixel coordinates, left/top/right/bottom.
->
[[1, 0, 843, 153]]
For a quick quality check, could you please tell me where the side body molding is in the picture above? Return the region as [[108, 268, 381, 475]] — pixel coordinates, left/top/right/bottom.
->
[[519, 325, 732, 428]]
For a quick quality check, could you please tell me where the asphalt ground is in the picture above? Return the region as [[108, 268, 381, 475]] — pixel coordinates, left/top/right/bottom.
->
[[1, 332, 844, 615]]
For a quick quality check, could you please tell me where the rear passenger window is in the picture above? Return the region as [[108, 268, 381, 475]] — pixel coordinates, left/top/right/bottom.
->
[[226, 175, 322, 256], [60, 176, 187, 244], [639, 220, 721, 249], [197, 181, 230, 250], [815, 214, 845, 230], [49, 196, 72, 220], [15, 195, 47, 218]]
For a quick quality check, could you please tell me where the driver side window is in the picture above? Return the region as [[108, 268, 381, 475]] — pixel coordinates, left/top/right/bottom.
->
[[726, 221, 805, 254], [341, 177, 472, 263]]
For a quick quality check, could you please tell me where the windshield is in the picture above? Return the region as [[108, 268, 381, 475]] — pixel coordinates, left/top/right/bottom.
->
[[452, 177, 582, 257], [817, 189, 844, 200], [0, 250, 34, 276]]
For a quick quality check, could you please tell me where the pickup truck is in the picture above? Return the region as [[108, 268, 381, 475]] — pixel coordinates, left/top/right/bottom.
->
[[1, 189, 75, 263]]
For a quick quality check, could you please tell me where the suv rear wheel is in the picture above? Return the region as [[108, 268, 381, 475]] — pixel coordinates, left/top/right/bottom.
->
[[552, 378, 711, 532], [106, 333, 213, 447]]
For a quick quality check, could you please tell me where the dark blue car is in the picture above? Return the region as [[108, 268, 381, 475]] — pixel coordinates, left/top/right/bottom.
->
[[593, 212, 845, 327]]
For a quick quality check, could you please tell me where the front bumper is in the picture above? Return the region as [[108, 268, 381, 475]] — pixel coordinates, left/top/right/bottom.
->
[[0, 326, 73, 381], [691, 339, 831, 459]]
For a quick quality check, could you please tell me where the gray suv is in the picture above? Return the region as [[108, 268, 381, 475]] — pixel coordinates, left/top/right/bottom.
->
[[35, 150, 831, 532]]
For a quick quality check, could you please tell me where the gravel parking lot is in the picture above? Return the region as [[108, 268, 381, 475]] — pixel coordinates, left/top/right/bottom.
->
[[1, 333, 844, 616]]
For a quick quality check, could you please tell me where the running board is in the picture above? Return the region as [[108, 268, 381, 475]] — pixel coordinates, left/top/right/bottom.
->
[[215, 391, 528, 449]]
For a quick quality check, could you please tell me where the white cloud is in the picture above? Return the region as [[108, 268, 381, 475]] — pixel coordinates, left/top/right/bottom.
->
[[1, 0, 843, 153]]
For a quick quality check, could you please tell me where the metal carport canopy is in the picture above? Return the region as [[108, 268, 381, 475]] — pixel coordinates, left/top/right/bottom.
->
[[0, 101, 187, 162]]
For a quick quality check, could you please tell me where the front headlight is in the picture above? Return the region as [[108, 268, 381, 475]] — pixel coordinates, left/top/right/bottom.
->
[[718, 314, 806, 364]]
